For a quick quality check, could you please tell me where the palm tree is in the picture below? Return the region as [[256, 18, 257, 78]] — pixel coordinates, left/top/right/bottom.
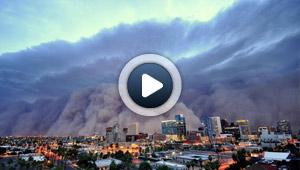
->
[[208, 155, 213, 162], [198, 157, 203, 168], [185, 161, 191, 169], [190, 160, 196, 170], [156, 165, 171, 170], [139, 161, 152, 170], [109, 160, 118, 170]]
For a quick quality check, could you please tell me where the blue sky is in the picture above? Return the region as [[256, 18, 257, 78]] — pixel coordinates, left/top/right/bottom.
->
[[0, 0, 235, 55]]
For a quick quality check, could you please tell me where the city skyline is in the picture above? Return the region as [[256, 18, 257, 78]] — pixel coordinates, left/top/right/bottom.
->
[[0, 114, 298, 169], [0, 0, 299, 137]]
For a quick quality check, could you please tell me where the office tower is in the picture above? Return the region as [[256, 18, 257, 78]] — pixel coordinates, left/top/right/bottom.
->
[[162, 120, 178, 135], [236, 120, 251, 139], [257, 126, 269, 135], [200, 116, 210, 136], [106, 127, 113, 143], [106, 122, 121, 143], [127, 122, 139, 135], [198, 122, 206, 136], [207, 116, 222, 137], [277, 120, 292, 134], [161, 114, 187, 141], [224, 126, 240, 140], [175, 114, 187, 138], [221, 119, 229, 131], [120, 128, 128, 142], [161, 120, 178, 141]]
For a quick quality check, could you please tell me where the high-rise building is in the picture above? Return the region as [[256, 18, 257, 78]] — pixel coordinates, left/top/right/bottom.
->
[[224, 126, 240, 140], [221, 119, 229, 131], [162, 120, 178, 141], [175, 114, 187, 138], [106, 127, 113, 143], [207, 116, 222, 137], [257, 126, 269, 135], [162, 120, 177, 135], [198, 122, 206, 136], [127, 122, 139, 135], [236, 120, 251, 139], [277, 120, 292, 134], [161, 114, 187, 141], [106, 122, 122, 143], [200, 116, 210, 136]]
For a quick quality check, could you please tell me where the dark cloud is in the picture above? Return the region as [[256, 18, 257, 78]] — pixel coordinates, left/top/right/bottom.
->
[[0, 0, 299, 135]]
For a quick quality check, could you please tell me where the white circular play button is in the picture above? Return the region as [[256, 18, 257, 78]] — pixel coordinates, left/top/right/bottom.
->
[[118, 54, 182, 116]]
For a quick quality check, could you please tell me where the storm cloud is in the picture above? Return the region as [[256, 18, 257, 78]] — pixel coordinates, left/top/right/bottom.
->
[[0, 0, 299, 135]]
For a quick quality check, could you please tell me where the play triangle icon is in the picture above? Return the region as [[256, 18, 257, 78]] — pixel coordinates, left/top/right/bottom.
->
[[142, 74, 163, 98]]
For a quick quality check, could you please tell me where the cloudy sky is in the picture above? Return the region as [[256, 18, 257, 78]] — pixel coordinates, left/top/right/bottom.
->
[[0, 0, 299, 135], [0, 0, 234, 54]]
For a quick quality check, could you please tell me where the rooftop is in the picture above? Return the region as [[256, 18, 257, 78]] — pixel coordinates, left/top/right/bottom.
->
[[155, 161, 186, 168], [95, 158, 122, 167], [263, 152, 290, 161]]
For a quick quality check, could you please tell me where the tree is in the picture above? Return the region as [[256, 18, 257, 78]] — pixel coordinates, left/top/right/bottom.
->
[[204, 160, 220, 170], [139, 161, 152, 170], [7, 158, 13, 166], [156, 165, 171, 170], [0, 162, 5, 169], [120, 151, 133, 170], [186, 160, 197, 170], [17, 159, 26, 169], [225, 163, 240, 170], [198, 157, 203, 167], [145, 147, 150, 154], [99, 152, 103, 159], [109, 160, 118, 170], [77, 153, 97, 170], [0, 147, 6, 155], [66, 147, 78, 160], [114, 150, 124, 160], [231, 149, 250, 169], [186, 161, 191, 169], [190, 160, 197, 170], [53, 165, 64, 170]]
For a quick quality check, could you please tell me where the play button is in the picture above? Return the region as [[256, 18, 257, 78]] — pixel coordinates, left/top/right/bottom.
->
[[118, 54, 182, 116], [127, 63, 173, 108], [142, 74, 163, 98]]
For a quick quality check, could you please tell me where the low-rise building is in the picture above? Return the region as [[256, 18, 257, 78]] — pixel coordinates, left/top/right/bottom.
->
[[263, 152, 291, 162], [153, 160, 187, 170], [95, 158, 122, 170], [19, 153, 45, 162], [260, 130, 292, 148], [176, 153, 210, 165]]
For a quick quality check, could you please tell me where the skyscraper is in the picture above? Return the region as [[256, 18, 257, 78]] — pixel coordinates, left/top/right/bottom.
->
[[175, 114, 187, 138], [207, 116, 222, 137], [277, 120, 292, 134], [221, 119, 229, 131], [162, 120, 178, 135], [106, 122, 121, 143], [161, 114, 187, 141], [236, 120, 251, 139], [128, 122, 139, 135]]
